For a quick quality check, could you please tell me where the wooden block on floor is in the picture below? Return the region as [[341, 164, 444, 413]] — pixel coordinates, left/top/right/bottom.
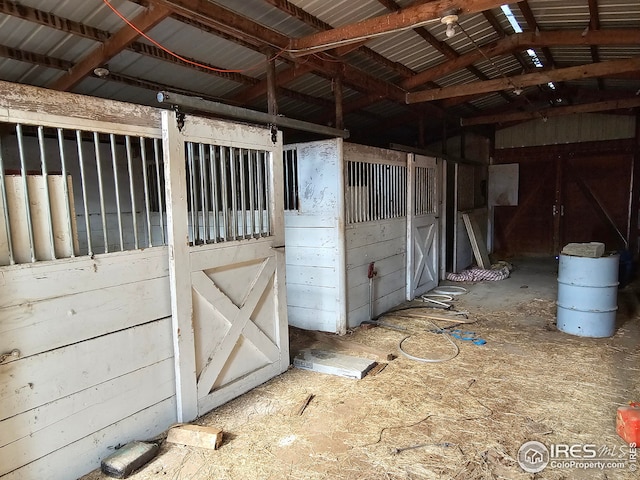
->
[[166, 425, 223, 450], [561, 242, 605, 258], [293, 348, 377, 379]]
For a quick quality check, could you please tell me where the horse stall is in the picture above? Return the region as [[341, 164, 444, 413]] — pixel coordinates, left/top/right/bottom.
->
[[283, 139, 440, 334], [0, 81, 289, 479]]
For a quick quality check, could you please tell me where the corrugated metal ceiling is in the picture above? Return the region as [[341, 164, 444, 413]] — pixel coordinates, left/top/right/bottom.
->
[[0, 0, 637, 145]]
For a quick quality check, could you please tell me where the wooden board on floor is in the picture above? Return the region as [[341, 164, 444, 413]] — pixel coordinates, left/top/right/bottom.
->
[[293, 349, 377, 379]]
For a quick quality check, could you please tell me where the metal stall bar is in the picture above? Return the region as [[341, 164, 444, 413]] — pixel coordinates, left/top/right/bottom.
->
[[140, 138, 153, 248], [76, 130, 93, 257], [125, 136, 139, 250], [0, 137, 14, 265], [264, 150, 271, 235], [248, 149, 255, 237], [239, 149, 247, 239], [220, 146, 230, 242], [153, 138, 165, 245], [209, 145, 219, 242], [16, 124, 36, 262], [110, 134, 124, 251], [229, 147, 238, 240], [57, 128, 75, 257], [37, 126, 56, 259], [256, 149, 264, 236], [93, 132, 109, 253], [186, 142, 198, 244], [198, 143, 208, 243]]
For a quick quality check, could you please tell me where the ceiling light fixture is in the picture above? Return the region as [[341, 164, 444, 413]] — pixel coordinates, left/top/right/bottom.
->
[[513, 87, 523, 96], [93, 66, 110, 78], [441, 13, 459, 38]]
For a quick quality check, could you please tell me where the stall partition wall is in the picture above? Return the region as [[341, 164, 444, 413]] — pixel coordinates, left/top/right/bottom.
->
[[284, 140, 439, 333], [0, 81, 289, 479]]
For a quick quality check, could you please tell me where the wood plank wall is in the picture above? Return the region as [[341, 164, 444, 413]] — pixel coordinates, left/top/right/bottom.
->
[[0, 248, 176, 479]]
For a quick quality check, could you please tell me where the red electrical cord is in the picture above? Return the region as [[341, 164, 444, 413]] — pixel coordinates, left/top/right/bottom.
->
[[101, 0, 285, 74]]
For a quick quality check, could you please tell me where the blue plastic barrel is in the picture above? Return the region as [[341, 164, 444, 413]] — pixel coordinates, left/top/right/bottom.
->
[[557, 253, 619, 338]]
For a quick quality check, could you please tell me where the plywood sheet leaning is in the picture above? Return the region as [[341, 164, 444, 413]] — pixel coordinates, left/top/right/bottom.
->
[[462, 212, 491, 269]]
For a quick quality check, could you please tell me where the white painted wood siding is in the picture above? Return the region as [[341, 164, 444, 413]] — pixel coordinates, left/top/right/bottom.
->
[[284, 139, 346, 333], [0, 248, 176, 480], [344, 144, 408, 328], [345, 217, 407, 327]]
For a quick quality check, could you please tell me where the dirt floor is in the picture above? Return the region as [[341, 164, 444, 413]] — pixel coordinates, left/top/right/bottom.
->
[[83, 258, 640, 480]]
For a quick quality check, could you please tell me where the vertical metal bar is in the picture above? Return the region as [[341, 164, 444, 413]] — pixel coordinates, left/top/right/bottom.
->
[[187, 142, 198, 243], [264, 150, 271, 235], [239, 149, 247, 239], [153, 139, 165, 245], [37, 126, 56, 259], [140, 138, 153, 248], [384, 164, 390, 220], [220, 146, 229, 241], [366, 162, 372, 222], [125, 136, 139, 250], [57, 128, 75, 257], [93, 132, 109, 252], [76, 130, 93, 257], [229, 147, 238, 240], [110, 134, 124, 251], [345, 161, 349, 224], [293, 150, 299, 210], [284, 150, 290, 211], [256, 149, 264, 236], [356, 162, 361, 223], [248, 149, 255, 238], [198, 143, 208, 243], [16, 124, 36, 262], [209, 145, 219, 242], [0, 136, 15, 265]]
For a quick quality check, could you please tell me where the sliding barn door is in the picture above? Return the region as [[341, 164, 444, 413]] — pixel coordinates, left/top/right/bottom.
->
[[162, 112, 288, 420], [406, 154, 440, 300]]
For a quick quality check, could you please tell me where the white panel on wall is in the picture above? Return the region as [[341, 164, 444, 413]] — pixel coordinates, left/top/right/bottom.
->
[[495, 113, 636, 148], [488, 164, 519, 206]]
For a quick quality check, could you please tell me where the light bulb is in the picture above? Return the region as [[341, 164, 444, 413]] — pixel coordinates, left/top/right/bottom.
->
[[446, 23, 456, 38]]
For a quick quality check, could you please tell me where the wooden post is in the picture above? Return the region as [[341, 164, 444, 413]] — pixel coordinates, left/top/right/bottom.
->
[[553, 157, 563, 255], [266, 51, 278, 117], [161, 110, 198, 423], [630, 112, 640, 257], [334, 76, 344, 130]]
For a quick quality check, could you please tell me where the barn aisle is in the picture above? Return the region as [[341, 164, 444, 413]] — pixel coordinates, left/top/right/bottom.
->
[[82, 258, 640, 480]]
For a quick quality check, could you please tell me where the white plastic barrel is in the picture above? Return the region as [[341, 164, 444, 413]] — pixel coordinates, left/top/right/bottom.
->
[[556, 253, 619, 338]]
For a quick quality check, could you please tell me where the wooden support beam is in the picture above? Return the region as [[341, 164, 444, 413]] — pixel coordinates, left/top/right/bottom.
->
[[334, 76, 344, 130], [0, 44, 73, 70], [402, 29, 640, 91], [517, 0, 555, 68], [408, 57, 640, 103], [461, 96, 640, 126], [588, 0, 605, 90], [289, 0, 508, 55], [49, 3, 171, 91], [266, 52, 278, 116]]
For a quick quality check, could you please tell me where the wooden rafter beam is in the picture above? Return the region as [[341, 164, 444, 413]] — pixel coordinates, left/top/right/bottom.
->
[[482, 10, 530, 71], [289, 0, 508, 55], [588, 0, 604, 90], [408, 56, 640, 103], [49, 3, 171, 91], [402, 29, 640, 90], [517, 1, 556, 68], [150, 0, 441, 116], [461, 96, 640, 126]]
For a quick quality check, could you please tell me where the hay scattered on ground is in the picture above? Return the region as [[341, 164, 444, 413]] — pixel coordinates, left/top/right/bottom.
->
[[82, 273, 640, 480]]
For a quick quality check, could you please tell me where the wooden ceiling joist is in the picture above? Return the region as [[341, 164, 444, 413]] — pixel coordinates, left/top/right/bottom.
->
[[49, 3, 171, 91], [288, 0, 508, 55], [461, 96, 640, 126], [402, 29, 640, 91], [407, 56, 640, 103]]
